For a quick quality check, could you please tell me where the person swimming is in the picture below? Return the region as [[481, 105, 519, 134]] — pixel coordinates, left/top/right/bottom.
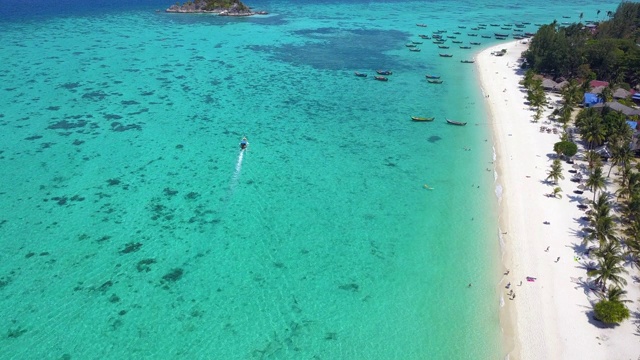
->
[[240, 137, 248, 150]]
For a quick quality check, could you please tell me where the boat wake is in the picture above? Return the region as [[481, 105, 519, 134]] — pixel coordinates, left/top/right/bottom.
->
[[229, 149, 244, 193]]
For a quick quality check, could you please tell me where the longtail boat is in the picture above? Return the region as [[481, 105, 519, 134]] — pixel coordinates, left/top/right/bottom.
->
[[446, 119, 467, 126], [411, 116, 435, 122], [374, 76, 388, 81]]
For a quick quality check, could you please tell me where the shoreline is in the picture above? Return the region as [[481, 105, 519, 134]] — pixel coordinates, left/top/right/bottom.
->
[[477, 40, 640, 360]]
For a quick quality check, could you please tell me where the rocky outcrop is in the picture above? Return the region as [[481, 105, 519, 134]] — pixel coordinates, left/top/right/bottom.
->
[[166, 0, 266, 16]]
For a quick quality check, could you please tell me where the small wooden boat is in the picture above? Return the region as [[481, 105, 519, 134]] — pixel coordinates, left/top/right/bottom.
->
[[470, 42, 481, 45], [433, 40, 445, 44], [452, 40, 463, 44], [458, 25, 466, 29], [468, 33, 478, 36], [438, 45, 450, 49], [481, 35, 491, 38], [521, 22, 531, 25], [419, 35, 431, 39], [460, 46, 471, 49], [446, 119, 467, 126], [525, 32, 536, 37], [354, 72, 367, 77], [417, 23, 428, 27], [460, 60, 475, 63], [494, 33, 509, 37], [425, 75, 441, 79], [374, 76, 388, 82], [409, 48, 421, 52], [412, 41, 423, 44], [453, 32, 461, 35], [376, 70, 392, 75], [411, 116, 435, 122], [562, 15, 570, 18], [428, 79, 443, 84], [439, 53, 453, 57], [447, 36, 457, 39], [490, 24, 500, 27], [471, 27, 479, 30], [406, 44, 417, 47], [478, 23, 487, 26]]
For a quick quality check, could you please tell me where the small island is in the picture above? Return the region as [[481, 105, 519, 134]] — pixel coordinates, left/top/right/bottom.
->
[[166, 0, 267, 16]]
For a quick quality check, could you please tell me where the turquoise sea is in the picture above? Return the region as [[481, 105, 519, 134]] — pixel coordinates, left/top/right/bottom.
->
[[0, 0, 619, 359]]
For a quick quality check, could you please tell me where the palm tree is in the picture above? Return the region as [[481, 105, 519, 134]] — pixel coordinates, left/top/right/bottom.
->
[[604, 286, 632, 303], [608, 139, 633, 177], [585, 150, 603, 171], [546, 159, 564, 184], [552, 187, 563, 199], [581, 117, 607, 149], [579, 12, 584, 22], [526, 79, 547, 121], [606, 10, 613, 19], [597, 9, 601, 19], [561, 79, 582, 107], [585, 165, 606, 201], [558, 104, 573, 124], [584, 192, 617, 247], [587, 254, 628, 292], [616, 172, 640, 200]]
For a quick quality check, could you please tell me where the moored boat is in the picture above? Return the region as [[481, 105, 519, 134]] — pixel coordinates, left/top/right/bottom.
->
[[438, 45, 450, 49], [376, 70, 392, 75], [374, 76, 388, 81], [481, 35, 491, 38], [411, 116, 435, 121], [446, 118, 467, 126], [452, 40, 463, 44], [460, 46, 471, 49], [406, 44, 417, 47], [354, 72, 367, 77], [470, 42, 481, 45], [439, 53, 453, 57], [416, 23, 427, 27], [460, 60, 475, 63], [425, 75, 441, 79], [468, 33, 478, 36], [409, 48, 421, 52], [428, 79, 443, 84], [412, 41, 423, 44]]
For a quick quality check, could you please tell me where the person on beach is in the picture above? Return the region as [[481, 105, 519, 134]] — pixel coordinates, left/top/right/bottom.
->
[[545, 246, 549, 252], [555, 257, 560, 263]]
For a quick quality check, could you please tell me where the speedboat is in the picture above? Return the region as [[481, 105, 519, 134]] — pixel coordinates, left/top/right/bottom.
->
[[240, 137, 248, 150]]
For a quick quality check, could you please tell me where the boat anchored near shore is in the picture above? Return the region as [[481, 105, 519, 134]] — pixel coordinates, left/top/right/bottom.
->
[[446, 119, 467, 126]]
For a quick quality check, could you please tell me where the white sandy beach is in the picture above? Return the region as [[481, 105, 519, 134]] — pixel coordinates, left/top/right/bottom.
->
[[476, 41, 640, 359]]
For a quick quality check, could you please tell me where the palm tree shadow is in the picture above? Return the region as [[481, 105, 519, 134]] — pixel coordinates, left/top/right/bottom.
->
[[568, 241, 590, 256], [571, 275, 600, 296], [568, 226, 588, 239], [566, 194, 586, 204]]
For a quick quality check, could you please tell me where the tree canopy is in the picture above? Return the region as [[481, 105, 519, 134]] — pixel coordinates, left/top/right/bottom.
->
[[523, 2, 640, 86]]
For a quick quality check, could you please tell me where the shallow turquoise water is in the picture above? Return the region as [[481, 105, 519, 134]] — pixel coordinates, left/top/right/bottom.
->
[[0, 0, 618, 359]]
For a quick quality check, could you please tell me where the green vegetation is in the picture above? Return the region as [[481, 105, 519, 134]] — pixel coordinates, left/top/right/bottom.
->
[[553, 141, 578, 158], [593, 299, 631, 324], [518, 1, 640, 329], [523, 2, 640, 85], [173, 0, 249, 11]]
